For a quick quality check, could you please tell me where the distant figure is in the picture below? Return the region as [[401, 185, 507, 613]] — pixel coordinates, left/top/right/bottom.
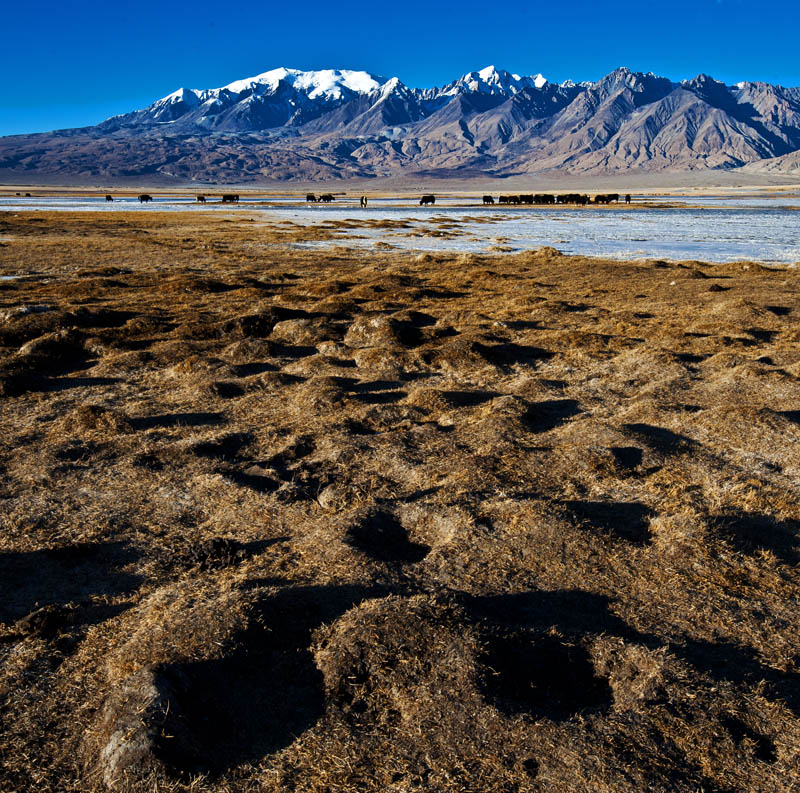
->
[[419, 194, 435, 206], [196, 195, 206, 203], [25, 193, 31, 197], [483, 195, 494, 204], [138, 194, 152, 203], [221, 194, 239, 203], [306, 193, 317, 202], [319, 194, 334, 203], [625, 194, 631, 204], [498, 196, 509, 204], [360, 195, 368, 208], [105, 195, 113, 202]]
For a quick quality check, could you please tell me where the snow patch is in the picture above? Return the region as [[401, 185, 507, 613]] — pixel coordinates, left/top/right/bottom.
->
[[220, 67, 385, 99]]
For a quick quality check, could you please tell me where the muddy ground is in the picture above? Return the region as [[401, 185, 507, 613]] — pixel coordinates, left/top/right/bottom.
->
[[0, 210, 799, 793]]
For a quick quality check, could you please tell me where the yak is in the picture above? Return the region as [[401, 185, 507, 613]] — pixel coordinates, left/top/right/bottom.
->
[[138, 194, 152, 203], [319, 194, 335, 203], [482, 195, 494, 205], [221, 194, 239, 203], [105, 195, 113, 202], [556, 193, 590, 205], [306, 193, 317, 202], [419, 195, 435, 206], [196, 195, 206, 203]]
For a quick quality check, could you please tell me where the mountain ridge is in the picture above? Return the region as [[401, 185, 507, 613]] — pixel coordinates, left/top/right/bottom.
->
[[2, 65, 800, 183]]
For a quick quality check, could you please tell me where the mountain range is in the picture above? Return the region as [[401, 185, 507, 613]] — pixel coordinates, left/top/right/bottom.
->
[[3, 65, 800, 184]]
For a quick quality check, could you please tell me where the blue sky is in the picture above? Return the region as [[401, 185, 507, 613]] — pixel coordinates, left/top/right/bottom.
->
[[1, 0, 798, 136]]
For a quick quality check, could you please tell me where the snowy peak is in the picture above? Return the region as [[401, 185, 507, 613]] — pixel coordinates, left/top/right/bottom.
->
[[219, 67, 387, 100], [440, 66, 548, 97]]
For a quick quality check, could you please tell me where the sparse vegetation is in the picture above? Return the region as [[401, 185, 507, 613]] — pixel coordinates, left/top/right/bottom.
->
[[0, 210, 799, 792]]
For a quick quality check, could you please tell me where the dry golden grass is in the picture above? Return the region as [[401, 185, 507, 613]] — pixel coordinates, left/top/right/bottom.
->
[[1, 210, 799, 792]]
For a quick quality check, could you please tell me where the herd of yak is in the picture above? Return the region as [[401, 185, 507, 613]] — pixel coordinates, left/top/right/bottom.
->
[[100, 192, 632, 206], [485, 193, 630, 205], [306, 193, 630, 206]]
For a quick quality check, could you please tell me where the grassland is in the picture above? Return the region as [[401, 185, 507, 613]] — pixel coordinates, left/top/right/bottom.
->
[[0, 210, 799, 792]]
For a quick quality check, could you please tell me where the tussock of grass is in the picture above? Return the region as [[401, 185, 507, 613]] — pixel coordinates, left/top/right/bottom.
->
[[1, 211, 799, 792]]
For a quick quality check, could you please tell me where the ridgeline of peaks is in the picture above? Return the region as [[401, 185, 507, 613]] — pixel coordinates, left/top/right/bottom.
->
[[3, 65, 800, 182], [99, 66, 568, 133]]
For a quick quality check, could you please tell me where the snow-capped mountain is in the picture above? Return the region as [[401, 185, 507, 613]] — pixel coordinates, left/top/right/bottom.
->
[[2, 65, 800, 183], [101, 68, 393, 133], [433, 66, 548, 98], [101, 65, 555, 134]]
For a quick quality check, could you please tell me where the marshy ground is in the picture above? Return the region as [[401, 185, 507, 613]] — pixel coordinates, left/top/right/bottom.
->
[[0, 210, 799, 792]]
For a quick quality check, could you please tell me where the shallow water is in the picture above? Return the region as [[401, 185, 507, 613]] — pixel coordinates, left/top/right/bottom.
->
[[2, 196, 799, 264]]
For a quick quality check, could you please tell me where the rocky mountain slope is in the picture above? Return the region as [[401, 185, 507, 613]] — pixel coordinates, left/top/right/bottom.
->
[[2, 65, 800, 182]]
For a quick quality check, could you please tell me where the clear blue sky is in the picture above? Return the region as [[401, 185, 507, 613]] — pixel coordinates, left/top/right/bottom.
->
[[1, 0, 798, 136]]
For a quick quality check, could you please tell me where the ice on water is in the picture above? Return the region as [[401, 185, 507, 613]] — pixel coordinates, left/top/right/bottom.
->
[[1, 196, 798, 265]]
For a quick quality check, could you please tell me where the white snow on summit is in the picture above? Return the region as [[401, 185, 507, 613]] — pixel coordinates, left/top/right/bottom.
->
[[442, 66, 548, 97], [220, 68, 385, 99], [478, 65, 521, 82], [151, 68, 389, 112], [144, 65, 560, 123]]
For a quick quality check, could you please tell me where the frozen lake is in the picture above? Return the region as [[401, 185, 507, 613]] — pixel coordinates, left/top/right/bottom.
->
[[2, 195, 799, 264]]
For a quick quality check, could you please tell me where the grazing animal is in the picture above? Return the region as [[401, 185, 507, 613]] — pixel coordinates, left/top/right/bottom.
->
[[498, 196, 509, 204], [419, 194, 435, 206], [221, 194, 239, 203], [483, 195, 494, 205], [360, 195, 368, 207], [319, 193, 334, 203], [138, 194, 152, 203], [196, 195, 206, 203], [25, 193, 31, 197], [625, 194, 631, 204], [556, 193, 589, 205], [105, 195, 113, 202], [507, 195, 521, 205], [520, 194, 534, 205], [306, 193, 317, 202]]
